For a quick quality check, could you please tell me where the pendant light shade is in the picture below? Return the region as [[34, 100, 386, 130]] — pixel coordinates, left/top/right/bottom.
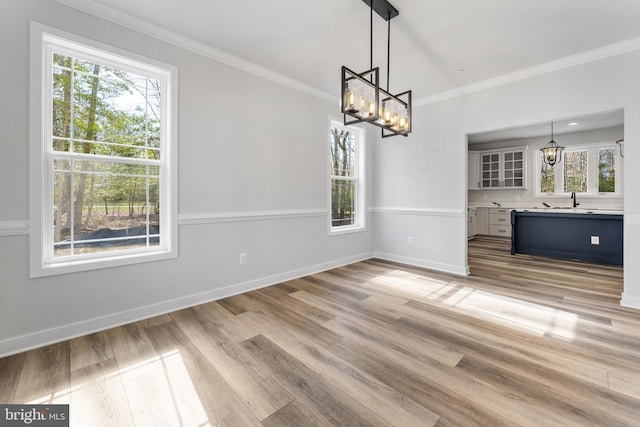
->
[[540, 122, 565, 166]]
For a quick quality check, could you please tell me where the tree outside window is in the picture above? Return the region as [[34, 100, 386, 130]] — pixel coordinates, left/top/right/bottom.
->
[[598, 147, 616, 193], [563, 150, 588, 193]]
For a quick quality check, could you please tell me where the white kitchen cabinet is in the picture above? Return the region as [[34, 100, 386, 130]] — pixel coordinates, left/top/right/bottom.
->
[[468, 208, 478, 238], [479, 146, 528, 190], [468, 151, 481, 190], [477, 207, 489, 235], [489, 207, 512, 237]]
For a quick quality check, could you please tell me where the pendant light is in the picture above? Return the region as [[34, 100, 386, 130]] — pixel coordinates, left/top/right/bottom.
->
[[540, 122, 565, 166], [341, 0, 412, 138]]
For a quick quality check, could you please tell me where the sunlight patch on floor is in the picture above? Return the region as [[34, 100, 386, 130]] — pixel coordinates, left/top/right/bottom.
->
[[372, 270, 578, 340], [371, 270, 455, 299], [443, 286, 578, 340], [28, 349, 212, 426]]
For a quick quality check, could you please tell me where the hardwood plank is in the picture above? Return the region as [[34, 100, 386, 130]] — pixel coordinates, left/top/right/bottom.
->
[[108, 323, 189, 426], [144, 321, 262, 426], [12, 342, 70, 404], [169, 307, 293, 421], [226, 291, 341, 348], [241, 333, 390, 427], [253, 286, 335, 325], [138, 314, 173, 329], [324, 317, 585, 426], [0, 353, 25, 402], [326, 336, 515, 426], [69, 331, 114, 371], [397, 299, 611, 388], [192, 301, 259, 343], [238, 310, 440, 427], [291, 290, 464, 367], [70, 358, 135, 426], [261, 398, 335, 427], [107, 323, 156, 368]]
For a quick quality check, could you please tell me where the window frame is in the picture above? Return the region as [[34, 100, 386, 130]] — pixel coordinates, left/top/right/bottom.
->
[[534, 141, 622, 198], [328, 119, 366, 235], [30, 22, 178, 277]]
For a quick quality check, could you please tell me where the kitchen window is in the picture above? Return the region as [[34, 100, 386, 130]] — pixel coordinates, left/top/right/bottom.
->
[[30, 24, 178, 277], [535, 143, 621, 197]]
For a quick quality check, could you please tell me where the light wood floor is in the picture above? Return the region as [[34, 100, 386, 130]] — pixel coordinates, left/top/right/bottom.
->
[[2, 236, 640, 426]]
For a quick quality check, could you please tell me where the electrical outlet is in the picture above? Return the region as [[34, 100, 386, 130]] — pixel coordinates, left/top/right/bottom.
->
[[591, 236, 600, 245], [239, 252, 248, 264], [408, 237, 414, 245]]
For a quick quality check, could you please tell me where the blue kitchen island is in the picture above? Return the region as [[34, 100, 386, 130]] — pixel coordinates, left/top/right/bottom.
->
[[511, 209, 623, 266]]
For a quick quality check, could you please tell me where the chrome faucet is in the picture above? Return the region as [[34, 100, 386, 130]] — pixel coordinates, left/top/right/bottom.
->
[[571, 192, 579, 208]]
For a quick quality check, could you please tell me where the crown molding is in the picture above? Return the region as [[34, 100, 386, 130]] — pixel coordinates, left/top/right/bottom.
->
[[51, 0, 336, 103], [415, 36, 640, 106]]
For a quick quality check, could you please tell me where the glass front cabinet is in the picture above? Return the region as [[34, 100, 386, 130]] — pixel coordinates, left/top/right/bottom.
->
[[479, 147, 528, 190]]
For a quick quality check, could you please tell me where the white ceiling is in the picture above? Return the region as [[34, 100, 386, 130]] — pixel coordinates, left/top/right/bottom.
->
[[55, 0, 640, 102]]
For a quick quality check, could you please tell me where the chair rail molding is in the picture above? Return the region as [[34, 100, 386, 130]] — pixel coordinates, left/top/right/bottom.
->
[[0, 220, 29, 237], [179, 208, 328, 225]]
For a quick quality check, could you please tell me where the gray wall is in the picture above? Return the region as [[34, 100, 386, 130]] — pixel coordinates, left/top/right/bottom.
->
[[0, 0, 375, 356]]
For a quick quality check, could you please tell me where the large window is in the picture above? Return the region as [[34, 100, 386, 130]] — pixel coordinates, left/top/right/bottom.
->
[[30, 25, 178, 277], [329, 121, 365, 233], [536, 143, 621, 197]]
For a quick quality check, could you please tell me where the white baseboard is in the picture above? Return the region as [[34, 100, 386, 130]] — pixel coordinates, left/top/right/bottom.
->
[[373, 251, 468, 276], [620, 292, 640, 310], [0, 252, 373, 358]]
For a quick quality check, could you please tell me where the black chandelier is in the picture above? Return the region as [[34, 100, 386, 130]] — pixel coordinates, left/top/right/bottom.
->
[[540, 122, 565, 166], [341, 0, 412, 138]]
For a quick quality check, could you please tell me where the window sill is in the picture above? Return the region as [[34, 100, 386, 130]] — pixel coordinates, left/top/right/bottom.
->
[[329, 225, 366, 236], [31, 249, 177, 278]]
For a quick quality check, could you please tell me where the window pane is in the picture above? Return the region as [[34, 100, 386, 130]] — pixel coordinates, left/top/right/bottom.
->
[[598, 148, 616, 193], [66, 59, 160, 159], [52, 159, 160, 257], [53, 161, 72, 247], [52, 67, 72, 140], [540, 154, 554, 193], [330, 128, 356, 177], [331, 179, 355, 227], [54, 169, 159, 256], [563, 150, 587, 193]]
